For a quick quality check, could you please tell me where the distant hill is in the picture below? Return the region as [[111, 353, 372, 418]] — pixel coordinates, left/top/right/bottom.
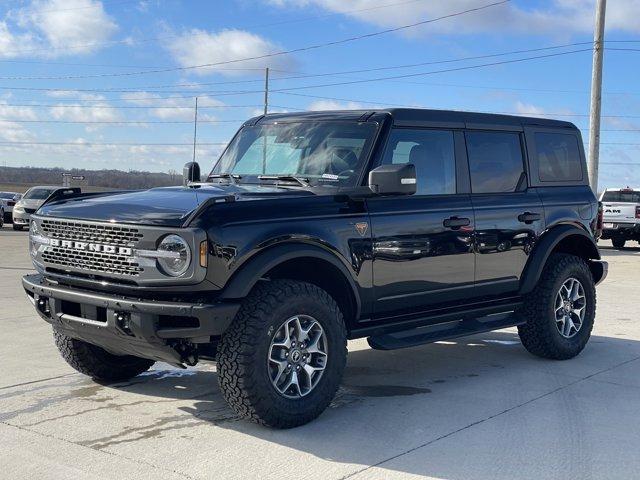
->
[[0, 166, 183, 193]]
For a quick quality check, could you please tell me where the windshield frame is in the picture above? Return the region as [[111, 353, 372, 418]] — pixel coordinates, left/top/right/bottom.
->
[[208, 120, 380, 189]]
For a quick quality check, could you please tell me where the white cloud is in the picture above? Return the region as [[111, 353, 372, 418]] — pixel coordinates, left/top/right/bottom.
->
[[0, 102, 37, 142], [1, 0, 117, 58], [164, 29, 294, 76], [123, 92, 225, 120], [268, 0, 640, 35], [307, 99, 369, 110]]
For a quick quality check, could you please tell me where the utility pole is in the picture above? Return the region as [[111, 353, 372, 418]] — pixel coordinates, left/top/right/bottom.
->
[[588, 0, 607, 194], [263, 67, 270, 116], [192, 96, 198, 163]]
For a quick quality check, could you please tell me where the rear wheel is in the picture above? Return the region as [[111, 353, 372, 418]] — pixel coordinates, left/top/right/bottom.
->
[[518, 253, 596, 360], [612, 237, 626, 249], [54, 329, 155, 381], [217, 280, 347, 428]]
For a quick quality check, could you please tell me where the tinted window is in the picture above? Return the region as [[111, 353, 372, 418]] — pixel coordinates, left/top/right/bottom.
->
[[602, 190, 640, 203], [535, 132, 583, 182], [466, 132, 524, 193], [382, 129, 456, 195]]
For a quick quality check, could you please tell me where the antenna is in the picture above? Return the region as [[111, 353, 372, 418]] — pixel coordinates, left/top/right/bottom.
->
[[192, 96, 198, 163]]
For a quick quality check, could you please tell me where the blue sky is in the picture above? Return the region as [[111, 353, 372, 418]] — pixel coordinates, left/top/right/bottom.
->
[[0, 0, 639, 189]]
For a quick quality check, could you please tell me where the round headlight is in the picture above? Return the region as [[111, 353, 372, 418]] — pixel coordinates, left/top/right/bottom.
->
[[157, 234, 191, 277]]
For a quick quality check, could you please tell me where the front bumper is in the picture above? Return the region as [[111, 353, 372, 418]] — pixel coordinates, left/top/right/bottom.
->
[[12, 214, 30, 225], [23, 274, 240, 365]]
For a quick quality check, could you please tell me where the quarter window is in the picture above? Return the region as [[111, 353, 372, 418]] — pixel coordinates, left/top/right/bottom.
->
[[535, 132, 583, 182], [382, 129, 456, 195], [466, 132, 524, 193]]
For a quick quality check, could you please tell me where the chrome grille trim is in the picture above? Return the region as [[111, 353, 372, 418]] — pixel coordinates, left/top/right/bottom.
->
[[42, 247, 143, 277], [41, 219, 143, 246]]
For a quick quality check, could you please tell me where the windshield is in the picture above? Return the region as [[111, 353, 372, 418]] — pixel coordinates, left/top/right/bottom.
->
[[23, 188, 57, 200], [210, 121, 378, 187], [0, 192, 17, 199], [602, 190, 640, 203]]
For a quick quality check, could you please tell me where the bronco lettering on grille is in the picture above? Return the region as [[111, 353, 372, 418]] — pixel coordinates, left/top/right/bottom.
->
[[49, 238, 133, 256]]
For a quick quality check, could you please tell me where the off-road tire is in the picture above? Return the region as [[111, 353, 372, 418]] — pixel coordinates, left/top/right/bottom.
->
[[612, 237, 626, 249], [217, 280, 347, 428], [518, 253, 596, 360], [54, 329, 155, 381]]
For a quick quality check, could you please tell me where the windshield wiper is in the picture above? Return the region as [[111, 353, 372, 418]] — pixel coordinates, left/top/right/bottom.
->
[[258, 175, 310, 187], [208, 173, 242, 184]]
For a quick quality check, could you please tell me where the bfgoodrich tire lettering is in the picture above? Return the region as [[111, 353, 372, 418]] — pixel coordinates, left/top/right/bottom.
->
[[54, 329, 155, 381], [518, 253, 596, 360], [216, 279, 347, 428]]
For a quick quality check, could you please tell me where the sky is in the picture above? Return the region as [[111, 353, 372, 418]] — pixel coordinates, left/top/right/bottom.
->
[[0, 0, 639, 189]]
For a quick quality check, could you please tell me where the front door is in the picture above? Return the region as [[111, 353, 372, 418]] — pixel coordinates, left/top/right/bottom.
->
[[368, 128, 475, 319]]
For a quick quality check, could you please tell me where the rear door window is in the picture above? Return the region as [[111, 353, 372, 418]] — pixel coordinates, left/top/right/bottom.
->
[[466, 131, 524, 193], [535, 132, 583, 182]]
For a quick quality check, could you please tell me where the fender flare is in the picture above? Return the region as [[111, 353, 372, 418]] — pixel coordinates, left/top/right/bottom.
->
[[218, 243, 362, 318], [519, 224, 600, 295]]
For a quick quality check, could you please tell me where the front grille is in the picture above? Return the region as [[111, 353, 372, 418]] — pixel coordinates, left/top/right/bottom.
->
[[41, 219, 143, 246], [42, 246, 143, 277], [24, 208, 36, 214]]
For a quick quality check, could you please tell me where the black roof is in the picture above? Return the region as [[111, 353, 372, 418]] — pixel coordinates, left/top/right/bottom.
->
[[251, 108, 576, 130]]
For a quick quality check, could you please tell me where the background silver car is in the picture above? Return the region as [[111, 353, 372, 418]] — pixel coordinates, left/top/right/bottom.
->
[[0, 191, 20, 225], [12, 186, 63, 231]]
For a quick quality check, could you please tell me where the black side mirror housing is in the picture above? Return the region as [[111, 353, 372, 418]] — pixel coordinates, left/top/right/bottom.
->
[[368, 163, 417, 196], [183, 162, 201, 186]]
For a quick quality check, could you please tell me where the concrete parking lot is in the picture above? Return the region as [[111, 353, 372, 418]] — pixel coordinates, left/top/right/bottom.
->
[[1, 223, 639, 480]]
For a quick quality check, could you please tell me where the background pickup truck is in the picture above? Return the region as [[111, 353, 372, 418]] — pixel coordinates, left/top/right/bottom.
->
[[599, 188, 640, 249]]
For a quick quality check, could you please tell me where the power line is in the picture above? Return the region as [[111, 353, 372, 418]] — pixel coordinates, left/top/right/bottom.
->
[[0, 41, 593, 83], [278, 92, 640, 119], [0, 47, 593, 96], [0, 1, 511, 76], [0, 103, 263, 109], [0, 141, 228, 146], [0, 119, 245, 124]]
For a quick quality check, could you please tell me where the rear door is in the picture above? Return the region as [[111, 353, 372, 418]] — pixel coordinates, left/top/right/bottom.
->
[[466, 130, 545, 296], [367, 128, 475, 318]]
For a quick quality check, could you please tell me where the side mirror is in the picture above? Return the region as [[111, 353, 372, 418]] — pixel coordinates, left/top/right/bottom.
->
[[368, 163, 417, 196], [183, 162, 201, 186]]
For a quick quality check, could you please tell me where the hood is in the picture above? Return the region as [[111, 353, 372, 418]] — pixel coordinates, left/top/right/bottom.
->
[[36, 183, 314, 227], [16, 198, 44, 210]]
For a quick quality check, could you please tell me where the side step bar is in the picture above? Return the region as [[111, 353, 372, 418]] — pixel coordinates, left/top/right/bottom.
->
[[367, 313, 524, 351]]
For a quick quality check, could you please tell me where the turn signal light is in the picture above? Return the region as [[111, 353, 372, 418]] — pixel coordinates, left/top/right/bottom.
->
[[636, 206, 640, 219], [199, 240, 208, 267]]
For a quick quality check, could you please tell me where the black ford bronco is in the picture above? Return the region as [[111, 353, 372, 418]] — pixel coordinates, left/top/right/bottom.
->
[[23, 109, 607, 428]]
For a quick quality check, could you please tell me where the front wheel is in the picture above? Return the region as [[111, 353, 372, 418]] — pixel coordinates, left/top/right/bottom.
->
[[518, 253, 596, 360], [54, 329, 155, 381], [217, 280, 347, 428], [612, 237, 626, 249]]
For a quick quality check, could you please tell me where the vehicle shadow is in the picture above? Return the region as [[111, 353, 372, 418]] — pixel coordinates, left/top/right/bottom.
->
[[93, 329, 640, 479]]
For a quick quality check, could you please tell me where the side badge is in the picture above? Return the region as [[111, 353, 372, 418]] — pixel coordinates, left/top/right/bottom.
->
[[355, 222, 369, 237]]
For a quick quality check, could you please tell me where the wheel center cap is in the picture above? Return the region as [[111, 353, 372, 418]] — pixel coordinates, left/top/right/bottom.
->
[[290, 349, 302, 363], [563, 301, 572, 313]]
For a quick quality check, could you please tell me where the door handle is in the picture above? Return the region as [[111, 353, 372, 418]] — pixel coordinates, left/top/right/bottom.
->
[[518, 212, 541, 224], [443, 216, 471, 229]]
